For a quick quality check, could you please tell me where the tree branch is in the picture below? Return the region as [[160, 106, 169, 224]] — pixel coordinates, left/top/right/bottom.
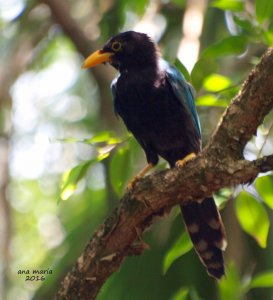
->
[[55, 48, 273, 299], [206, 48, 273, 160]]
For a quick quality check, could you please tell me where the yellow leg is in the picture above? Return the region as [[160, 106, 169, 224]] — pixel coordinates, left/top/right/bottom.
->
[[175, 152, 196, 168], [127, 163, 154, 190]]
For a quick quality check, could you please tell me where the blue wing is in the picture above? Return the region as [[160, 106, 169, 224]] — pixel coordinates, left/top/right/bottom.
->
[[161, 60, 202, 139]]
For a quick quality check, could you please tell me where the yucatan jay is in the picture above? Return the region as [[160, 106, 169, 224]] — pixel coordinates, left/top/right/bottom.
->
[[83, 31, 227, 279]]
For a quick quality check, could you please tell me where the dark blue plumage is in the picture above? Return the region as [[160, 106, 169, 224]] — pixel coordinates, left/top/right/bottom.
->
[[111, 58, 201, 167], [83, 31, 227, 279], [164, 61, 201, 140]]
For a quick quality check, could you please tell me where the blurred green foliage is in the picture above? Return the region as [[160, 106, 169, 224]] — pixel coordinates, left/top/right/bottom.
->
[[1, 0, 273, 300], [163, 230, 193, 275], [235, 191, 269, 248]]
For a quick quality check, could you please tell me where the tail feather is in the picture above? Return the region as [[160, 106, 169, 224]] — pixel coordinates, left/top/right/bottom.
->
[[180, 197, 227, 279]]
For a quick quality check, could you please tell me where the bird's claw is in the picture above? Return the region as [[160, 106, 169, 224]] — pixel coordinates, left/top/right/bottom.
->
[[176, 152, 196, 168], [126, 163, 154, 191], [127, 176, 140, 191]]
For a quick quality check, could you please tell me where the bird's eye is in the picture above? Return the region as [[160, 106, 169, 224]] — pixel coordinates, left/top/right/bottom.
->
[[111, 41, 122, 52]]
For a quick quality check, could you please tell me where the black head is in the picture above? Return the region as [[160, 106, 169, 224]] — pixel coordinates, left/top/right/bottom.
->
[[82, 31, 159, 72]]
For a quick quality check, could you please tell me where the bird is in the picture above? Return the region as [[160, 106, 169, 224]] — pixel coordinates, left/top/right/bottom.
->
[[82, 31, 227, 279]]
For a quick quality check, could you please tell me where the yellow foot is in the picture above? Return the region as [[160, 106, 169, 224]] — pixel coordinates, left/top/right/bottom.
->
[[175, 153, 197, 168], [127, 163, 154, 190], [127, 176, 141, 190]]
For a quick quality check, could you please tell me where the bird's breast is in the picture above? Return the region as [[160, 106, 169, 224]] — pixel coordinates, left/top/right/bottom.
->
[[116, 77, 167, 131], [115, 72, 200, 153]]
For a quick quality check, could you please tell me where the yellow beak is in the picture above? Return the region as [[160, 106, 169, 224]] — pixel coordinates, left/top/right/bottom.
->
[[82, 50, 112, 69]]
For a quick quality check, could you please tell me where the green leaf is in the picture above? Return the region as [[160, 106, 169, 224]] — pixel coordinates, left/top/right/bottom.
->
[[163, 231, 193, 274], [175, 58, 190, 82], [53, 137, 81, 143], [249, 270, 273, 289], [196, 94, 228, 107], [256, 0, 273, 24], [54, 131, 124, 146], [255, 175, 273, 209], [203, 73, 231, 92], [211, 0, 244, 12], [110, 145, 131, 197], [85, 131, 116, 144], [60, 160, 93, 201], [59, 150, 112, 201], [219, 263, 242, 300], [214, 188, 233, 209], [233, 16, 254, 32], [262, 30, 273, 46], [235, 191, 270, 248], [191, 59, 218, 91], [171, 288, 189, 300], [201, 36, 248, 59]]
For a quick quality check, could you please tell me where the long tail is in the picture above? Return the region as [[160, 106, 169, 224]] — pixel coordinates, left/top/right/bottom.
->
[[180, 197, 227, 279]]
